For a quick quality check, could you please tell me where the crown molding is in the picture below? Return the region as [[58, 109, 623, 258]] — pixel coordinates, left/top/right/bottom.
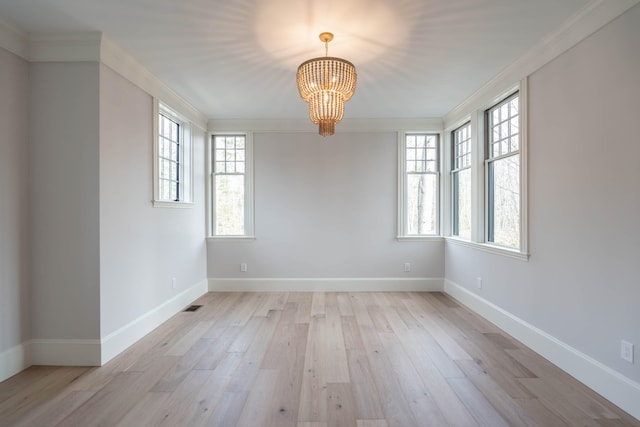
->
[[443, 0, 640, 127], [0, 16, 29, 59], [100, 36, 207, 129], [208, 117, 443, 133]]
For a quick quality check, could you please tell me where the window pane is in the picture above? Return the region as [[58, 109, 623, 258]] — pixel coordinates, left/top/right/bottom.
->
[[453, 168, 471, 239], [406, 173, 437, 235], [215, 175, 245, 235], [488, 155, 520, 248]]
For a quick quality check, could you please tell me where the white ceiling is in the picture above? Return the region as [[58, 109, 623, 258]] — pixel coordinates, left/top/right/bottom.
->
[[0, 0, 593, 120]]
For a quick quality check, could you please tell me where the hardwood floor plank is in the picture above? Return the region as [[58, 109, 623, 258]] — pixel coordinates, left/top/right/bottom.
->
[[448, 377, 511, 427], [184, 352, 244, 425], [356, 420, 389, 427], [311, 291, 326, 317], [235, 368, 282, 427], [151, 336, 214, 392], [114, 391, 170, 427], [357, 324, 419, 426], [395, 328, 480, 426], [201, 390, 249, 427], [0, 366, 88, 419], [378, 331, 450, 427], [456, 358, 537, 426], [57, 356, 177, 427], [518, 377, 620, 426], [1, 291, 638, 427], [288, 292, 313, 324], [402, 296, 473, 361], [9, 390, 96, 427], [226, 309, 282, 392], [165, 320, 214, 356], [346, 349, 385, 420], [337, 292, 354, 316], [327, 382, 358, 427], [298, 315, 329, 423], [325, 293, 350, 383]]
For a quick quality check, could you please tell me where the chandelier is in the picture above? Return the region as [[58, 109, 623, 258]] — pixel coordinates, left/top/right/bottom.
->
[[296, 32, 357, 136]]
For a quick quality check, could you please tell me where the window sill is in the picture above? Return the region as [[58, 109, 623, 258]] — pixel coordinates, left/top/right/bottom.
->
[[396, 235, 444, 242], [207, 236, 256, 243], [445, 237, 529, 261], [152, 200, 194, 209]]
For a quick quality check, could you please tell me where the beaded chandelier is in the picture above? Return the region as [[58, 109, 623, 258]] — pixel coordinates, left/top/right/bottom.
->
[[296, 32, 357, 136]]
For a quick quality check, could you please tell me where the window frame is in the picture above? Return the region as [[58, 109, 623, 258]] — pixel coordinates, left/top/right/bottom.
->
[[485, 92, 521, 249], [397, 131, 442, 240], [451, 121, 472, 239], [153, 100, 193, 208], [443, 79, 528, 261], [208, 132, 255, 240]]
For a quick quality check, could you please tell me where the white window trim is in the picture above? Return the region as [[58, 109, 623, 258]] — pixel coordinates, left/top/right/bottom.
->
[[152, 99, 194, 207], [443, 78, 529, 261], [397, 131, 443, 240], [208, 132, 255, 239]]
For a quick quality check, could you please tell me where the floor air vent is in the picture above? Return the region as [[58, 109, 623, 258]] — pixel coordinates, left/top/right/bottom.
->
[[184, 305, 202, 312]]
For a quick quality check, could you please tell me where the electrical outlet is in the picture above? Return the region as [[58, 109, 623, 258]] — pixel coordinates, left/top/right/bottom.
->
[[404, 262, 411, 272], [171, 277, 176, 289], [477, 277, 482, 289], [621, 340, 634, 363], [240, 263, 247, 272]]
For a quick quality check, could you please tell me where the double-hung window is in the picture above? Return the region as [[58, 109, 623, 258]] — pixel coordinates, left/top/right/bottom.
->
[[154, 102, 192, 206], [486, 93, 520, 248], [451, 122, 472, 239], [399, 133, 439, 237], [211, 134, 254, 237]]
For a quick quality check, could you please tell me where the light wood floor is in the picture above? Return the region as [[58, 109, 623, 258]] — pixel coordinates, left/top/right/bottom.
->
[[1, 292, 638, 426]]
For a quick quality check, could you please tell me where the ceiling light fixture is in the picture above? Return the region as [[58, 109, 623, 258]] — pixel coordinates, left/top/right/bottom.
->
[[296, 32, 357, 136]]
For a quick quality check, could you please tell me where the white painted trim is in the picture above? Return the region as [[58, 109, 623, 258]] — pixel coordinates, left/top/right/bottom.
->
[[445, 237, 529, 262], [0, 342, 31, 382], [0, 16, 29, 59], [443, 279, 640, 421], [30, 339, 101, 367], [100, 279, 208, 364], [443, 0, 640, 128], [208, 118, 443, 134], [208, 277, 444, 292], [101, 37, 207, 129], [4, 30, 206, 129]]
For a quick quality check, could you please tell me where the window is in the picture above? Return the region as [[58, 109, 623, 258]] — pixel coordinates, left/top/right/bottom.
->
[[399, 133, 439, 237], [154, 102, 192, 206], [486, 93, 520, 248], [452, 122, 472, 239], [211, 134, 254, 237]]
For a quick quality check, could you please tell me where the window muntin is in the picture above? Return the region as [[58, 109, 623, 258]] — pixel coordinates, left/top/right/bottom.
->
[[452, 122, 472, 239], [154, 102, 192, 206], [158, 113, 181, 201], [403, 133, 439, 236], [212, 134, 250, 236], [486, 93, 520, 248]]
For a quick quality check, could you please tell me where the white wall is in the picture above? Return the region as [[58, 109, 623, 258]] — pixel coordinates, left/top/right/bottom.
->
[[208, 131, 444, 284], [0, 47, 30, 372], [29, 62, 101, 343], [445, 0, 640, 389], [99, 64, 207, 339]]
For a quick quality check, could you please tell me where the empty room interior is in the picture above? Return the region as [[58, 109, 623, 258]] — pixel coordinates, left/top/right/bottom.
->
[[1, 0, 639, 425]]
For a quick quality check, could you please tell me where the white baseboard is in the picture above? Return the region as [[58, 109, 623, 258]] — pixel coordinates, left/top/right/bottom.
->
[[100, 278, 208, 364], [30, 339, 101, 366], [208, 277, 444, 292], [0, 342, 31, 382], [443, 279, 640, 421], [25, 279, 208, 368]]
